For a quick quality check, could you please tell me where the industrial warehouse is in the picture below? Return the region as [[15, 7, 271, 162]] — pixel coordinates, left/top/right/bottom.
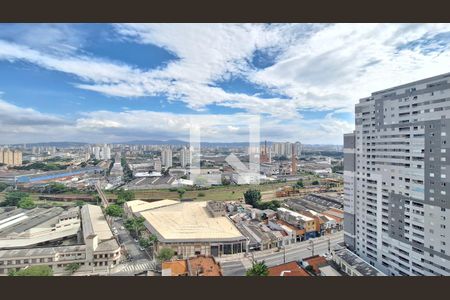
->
[[0, 204, 121, 276], [126, 200, 248, 258]]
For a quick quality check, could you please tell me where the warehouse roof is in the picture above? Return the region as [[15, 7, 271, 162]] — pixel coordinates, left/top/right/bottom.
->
[[139, 201, 245, 243], [125, 199, 179, 214]]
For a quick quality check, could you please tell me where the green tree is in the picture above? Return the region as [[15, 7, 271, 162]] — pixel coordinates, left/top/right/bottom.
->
[[0, 182, 9, 192], [124, 216, 146, 238], [9, 265, 53, 276], [18, 197, 36, 209], [75, 200, 85, 207], [117, 189, 135, 202], [65, 263, 81, 274], [44, 182, 68, 194], [177, 188, 186, 199], [157, 248, 175, 262], [305, 265, 315, 273], [105, 204, 123, 217], [295, 179, 304, 189], [139, 235, 158, 249], [243, 189, 261, 207], [246, 261, 269, 276], [311, 180, 320, 186], [3, 191, 29, 207]]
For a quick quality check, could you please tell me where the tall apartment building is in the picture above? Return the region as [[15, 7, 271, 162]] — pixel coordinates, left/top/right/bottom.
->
[[161, 147, 173, 168], [0, 149, 22, 166], [344, 73, 450, 276], [272, 141, 301, 158], [180, 147, 192, 168]]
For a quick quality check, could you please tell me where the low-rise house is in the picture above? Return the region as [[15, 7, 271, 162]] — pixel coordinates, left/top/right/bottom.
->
[[277, 208, 318, 240], [331, 243, 385, 276], [268, 261, 310, 277], [162, 255, 222, 276], [301, 255, 330, 275]]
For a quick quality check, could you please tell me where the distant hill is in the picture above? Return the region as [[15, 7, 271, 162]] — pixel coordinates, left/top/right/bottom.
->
[[9, 142, 89, 148]]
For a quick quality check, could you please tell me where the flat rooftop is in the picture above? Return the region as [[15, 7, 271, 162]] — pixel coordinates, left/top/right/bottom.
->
[[0, 207, 64, 236], [139, 201, 245, 243], [0, 244, 86, 259], [81, 204, 113, 240], [125, 199, 179, 214], [333, 245, 385, 276]]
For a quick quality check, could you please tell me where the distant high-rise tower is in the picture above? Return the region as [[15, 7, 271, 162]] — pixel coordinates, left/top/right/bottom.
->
[[161, 147, 173, 168], [180, 147, 192, 167], [260, 141, 270, 163], [0, 149, 22, 166], [291, 144, 297, 175]]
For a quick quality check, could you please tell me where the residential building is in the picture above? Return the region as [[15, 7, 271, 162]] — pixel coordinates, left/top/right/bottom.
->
[[161, 148, 173, 168], [180, 147, 192, 168], [344, 73, 450, 276], [0, 149, 22, 166], [332, 243, 385, 276], [162, 255, 222, 276], [268, 261, 310, 276]]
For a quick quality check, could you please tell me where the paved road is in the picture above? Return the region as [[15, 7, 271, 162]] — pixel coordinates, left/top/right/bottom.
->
[[111, 218, 156, 276], [219, 231, 344, 276]]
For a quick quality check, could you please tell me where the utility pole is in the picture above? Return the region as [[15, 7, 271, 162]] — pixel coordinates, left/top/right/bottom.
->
[[283, 246, 286, 264], [327, 238, 331, 253], [309, 239, 314, 256]]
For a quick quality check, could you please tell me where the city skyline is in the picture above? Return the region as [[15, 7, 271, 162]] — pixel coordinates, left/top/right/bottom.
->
[[1, 24, 450, 145]]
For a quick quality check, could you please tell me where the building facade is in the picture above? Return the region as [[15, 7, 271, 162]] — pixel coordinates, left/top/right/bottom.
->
[[344, 73, 450, 276], [161, 148, 173, 168], [0, 149, 22, 166]]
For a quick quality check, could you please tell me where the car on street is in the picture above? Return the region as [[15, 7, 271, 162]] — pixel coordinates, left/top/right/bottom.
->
[[134, 238, 139, 243], [120, 226, 125, 230], [139, 247, 145, 251]]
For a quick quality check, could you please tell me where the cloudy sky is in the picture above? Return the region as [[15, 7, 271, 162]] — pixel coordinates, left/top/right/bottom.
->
[[1, 23, 450, 145]]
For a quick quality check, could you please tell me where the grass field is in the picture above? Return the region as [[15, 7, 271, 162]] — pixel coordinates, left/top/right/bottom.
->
[[114, 178, 321, 202]]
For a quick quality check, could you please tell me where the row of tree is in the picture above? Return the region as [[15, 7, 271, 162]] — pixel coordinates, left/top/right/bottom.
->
[[1, 191, 36, 209]]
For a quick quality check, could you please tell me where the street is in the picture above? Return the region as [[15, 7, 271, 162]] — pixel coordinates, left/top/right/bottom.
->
[[110, 218, 157, 276], [218, 231, 344, 276]]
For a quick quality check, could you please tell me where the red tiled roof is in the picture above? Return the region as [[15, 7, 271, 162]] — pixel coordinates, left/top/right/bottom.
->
[[303, 255, 329, 273], [268, 261, 310, 277]]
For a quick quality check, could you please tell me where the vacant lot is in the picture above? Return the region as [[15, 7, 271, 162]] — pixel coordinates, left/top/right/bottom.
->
[[118, 178, 321, 202]]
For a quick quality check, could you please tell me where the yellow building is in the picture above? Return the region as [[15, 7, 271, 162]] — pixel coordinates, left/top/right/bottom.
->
[[0, 150, 22, 166]]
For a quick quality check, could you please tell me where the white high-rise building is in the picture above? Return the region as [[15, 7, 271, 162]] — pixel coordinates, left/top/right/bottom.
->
[[344, 73, 450, 276], [93, 146, 101, 160], [161, 148, 172, 168], [180, 147, 192, 168], [103, 144, 111, 160]]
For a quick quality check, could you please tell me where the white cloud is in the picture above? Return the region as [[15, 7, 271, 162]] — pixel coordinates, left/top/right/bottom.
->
[[0, 23, 450, 144]]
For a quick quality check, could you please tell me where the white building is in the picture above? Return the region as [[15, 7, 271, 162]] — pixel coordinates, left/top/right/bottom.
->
[[180, 147, 192, 168], [161, 148, 173, 168], [344, 73, 450, 276]]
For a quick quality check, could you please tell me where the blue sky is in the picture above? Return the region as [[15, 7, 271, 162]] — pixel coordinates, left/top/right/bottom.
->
[[0, 23, 450, 144]]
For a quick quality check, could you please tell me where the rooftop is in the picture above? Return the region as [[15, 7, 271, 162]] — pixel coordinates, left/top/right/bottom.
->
[[0, 244, 86, 259], [162, 260, 188, 276], [81, 204, 113, 240], [187, 255, 222, 276], [333, 244, 385, 276], [125, 199, 179, 214], [139, 201, 246, 243], [268, 261, 310, 277], [303, 255, 329, 274]]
